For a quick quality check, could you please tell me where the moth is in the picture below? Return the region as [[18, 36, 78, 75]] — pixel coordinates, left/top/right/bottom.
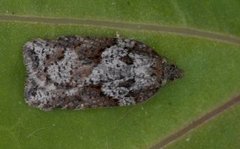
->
[[23, 36, 182, 111]]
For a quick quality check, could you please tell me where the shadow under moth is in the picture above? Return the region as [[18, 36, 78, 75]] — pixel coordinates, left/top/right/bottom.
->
[[23, 36, 182, 111]]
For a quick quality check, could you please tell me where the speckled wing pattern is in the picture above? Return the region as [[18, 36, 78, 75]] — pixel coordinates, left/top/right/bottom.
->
[[23, 36, 182, 111]]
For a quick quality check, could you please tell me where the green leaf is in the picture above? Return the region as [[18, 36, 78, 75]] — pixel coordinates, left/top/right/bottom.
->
[[0, 0, 240, 36], [168, 105, 240, 149]]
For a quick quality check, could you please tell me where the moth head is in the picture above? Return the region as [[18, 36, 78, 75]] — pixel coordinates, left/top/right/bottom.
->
[[164, 63, 183, 81]]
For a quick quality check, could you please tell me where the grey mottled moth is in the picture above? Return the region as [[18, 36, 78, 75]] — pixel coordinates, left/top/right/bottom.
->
[[23, 36, 182, 111]]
